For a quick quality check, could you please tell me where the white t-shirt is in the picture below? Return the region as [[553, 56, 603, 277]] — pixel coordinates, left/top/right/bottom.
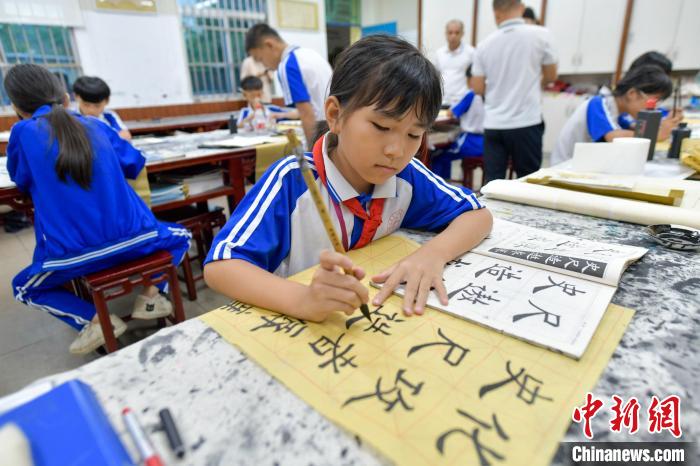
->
[[434, 42, 475, 106], [472, 18, 558, 130], [551, 94, 621, 166], [278, 45, 332, 121]]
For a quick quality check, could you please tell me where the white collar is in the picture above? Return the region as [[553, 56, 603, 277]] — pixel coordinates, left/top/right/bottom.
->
[[446, 42, 464, 54], [498, 18, 525, 29], [281, 44, 298, 62], [321, 133, 397, 202]]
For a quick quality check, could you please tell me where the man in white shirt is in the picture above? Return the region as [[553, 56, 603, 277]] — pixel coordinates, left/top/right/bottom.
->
[[471, 0, 558, 183], [433, 20, 475, 106], [245, 23, 332, 146]]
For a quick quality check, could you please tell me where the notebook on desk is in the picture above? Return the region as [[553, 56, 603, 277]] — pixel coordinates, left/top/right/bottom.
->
[[0, 379, 134, 466]]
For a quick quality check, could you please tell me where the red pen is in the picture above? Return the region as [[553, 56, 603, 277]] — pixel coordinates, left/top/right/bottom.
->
[[122, 407, 164, 466]]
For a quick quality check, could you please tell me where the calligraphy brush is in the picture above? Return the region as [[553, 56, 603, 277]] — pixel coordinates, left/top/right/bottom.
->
[[286, 130, 372, 322]]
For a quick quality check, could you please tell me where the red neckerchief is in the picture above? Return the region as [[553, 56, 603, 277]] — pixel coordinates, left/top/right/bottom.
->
[[312, 136, 385, 250]]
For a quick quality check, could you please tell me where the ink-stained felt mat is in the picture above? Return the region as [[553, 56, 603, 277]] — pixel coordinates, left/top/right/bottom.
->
[[199, 235, 634, 466]]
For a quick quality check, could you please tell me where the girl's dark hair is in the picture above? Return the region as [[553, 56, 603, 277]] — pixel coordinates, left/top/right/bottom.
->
[[629, 51, 672, 75], [613, 64, 673, 100], [4, 64, 93, 189], [330, 34, 441, 128], [317, 34, 442, 159]]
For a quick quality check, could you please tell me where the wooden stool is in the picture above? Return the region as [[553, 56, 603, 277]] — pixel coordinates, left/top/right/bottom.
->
[[157, 207, 227, 301], [81, 251, 185, 353]]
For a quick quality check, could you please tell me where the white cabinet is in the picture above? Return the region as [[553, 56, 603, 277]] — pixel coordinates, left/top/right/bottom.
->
[[545, 0, 585, 74], [545, 0, 625, 74], [623, 0, 680, 70], [670, 0, 700, 70], [577, 0, 626, 73], [541, 92, 587, 156]]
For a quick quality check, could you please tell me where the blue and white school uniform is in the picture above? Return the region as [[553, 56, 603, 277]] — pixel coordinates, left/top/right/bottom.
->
[[9, 105, 190, 330], [277, 45, 332, 121], [77, 108, 127, 133], [205, 133, 484, 277], [618, 107, 669, 130], [236, 104, 285, 126], [431, 91, 485, 179], [551, 94, 621, 166]]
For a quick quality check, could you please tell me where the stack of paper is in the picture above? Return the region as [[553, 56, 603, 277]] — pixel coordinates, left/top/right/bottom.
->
[[160, 169, 224, 196], [150, 183, 187, 205]]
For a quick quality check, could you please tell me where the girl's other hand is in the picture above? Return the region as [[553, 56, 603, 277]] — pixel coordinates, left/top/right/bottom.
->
[[370, 247, 449, 316]]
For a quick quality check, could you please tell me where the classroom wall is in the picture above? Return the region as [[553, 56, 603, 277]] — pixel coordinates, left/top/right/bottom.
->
[[72, 0, 191, 108], [267, 0, 329, 60], [420, 0, 473, 62], [361, 0, 418, 46]]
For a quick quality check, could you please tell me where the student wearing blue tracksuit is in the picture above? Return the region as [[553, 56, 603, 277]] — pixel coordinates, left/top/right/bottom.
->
[[4, 64, 191, 355], [236, 75, 297, 130], [431, 65, 484, 180], [73, 76, 132, 141]]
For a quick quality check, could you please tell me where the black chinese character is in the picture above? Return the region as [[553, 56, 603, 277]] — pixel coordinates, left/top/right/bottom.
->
[[544, 240, 583, 251], [479, 360, 553, 405], [512, 299, 560, 327], [447, 282, 500, 305], [532, 276, 587, 297], [343, 369, 424, 412], [309, 333, 357, 373], [345, 304, 404, 336], [475, 264, 522, 281], [223, 300, 253, 315], [437, 409, 509, 466], [407, 328, 470, 367], [250, 313, 307, 337], [446, 258, 472, 268]]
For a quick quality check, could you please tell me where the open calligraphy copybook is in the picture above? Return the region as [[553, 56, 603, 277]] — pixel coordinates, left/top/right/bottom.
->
[[201, 234, 635, 466], [382, 219, 647, 359]]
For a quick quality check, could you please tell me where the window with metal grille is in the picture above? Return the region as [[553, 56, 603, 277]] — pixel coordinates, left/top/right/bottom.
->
[[178, 0, 268, 99], [0, 23, 82, 107]]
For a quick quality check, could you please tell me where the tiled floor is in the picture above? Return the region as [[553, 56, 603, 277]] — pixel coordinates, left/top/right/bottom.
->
[[0, 223, 231, 397]]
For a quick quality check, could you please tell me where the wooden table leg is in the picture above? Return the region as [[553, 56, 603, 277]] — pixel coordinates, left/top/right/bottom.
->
[[227, 157, 245, 213], [93, 291, 119, 353], [167, 265, 186, 324]]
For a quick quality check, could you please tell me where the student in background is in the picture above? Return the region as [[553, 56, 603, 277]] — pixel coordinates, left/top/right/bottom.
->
[[431, 65, 484, 180], [240, 55, 274, 103], [5, 64, 191, 355], [73, 76, 131, 140], [204, 35, 492, 320], [245, 23, 332, 147], [616, 51, 680, 130], [522, 6, 538, 24], [237, 76, 298, 130], [551, 65, 673, 166], [433, 20, 475, 106], [470, 0, 558, 183]]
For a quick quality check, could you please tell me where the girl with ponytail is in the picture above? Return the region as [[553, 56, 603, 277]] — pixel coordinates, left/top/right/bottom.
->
[[5, 64, 191, 355]]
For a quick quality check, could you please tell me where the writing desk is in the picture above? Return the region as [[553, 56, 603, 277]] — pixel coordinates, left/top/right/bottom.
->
[[4, 198, 695, 465], [0, 130, 290, 215], [124, 112, 235, 135]]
